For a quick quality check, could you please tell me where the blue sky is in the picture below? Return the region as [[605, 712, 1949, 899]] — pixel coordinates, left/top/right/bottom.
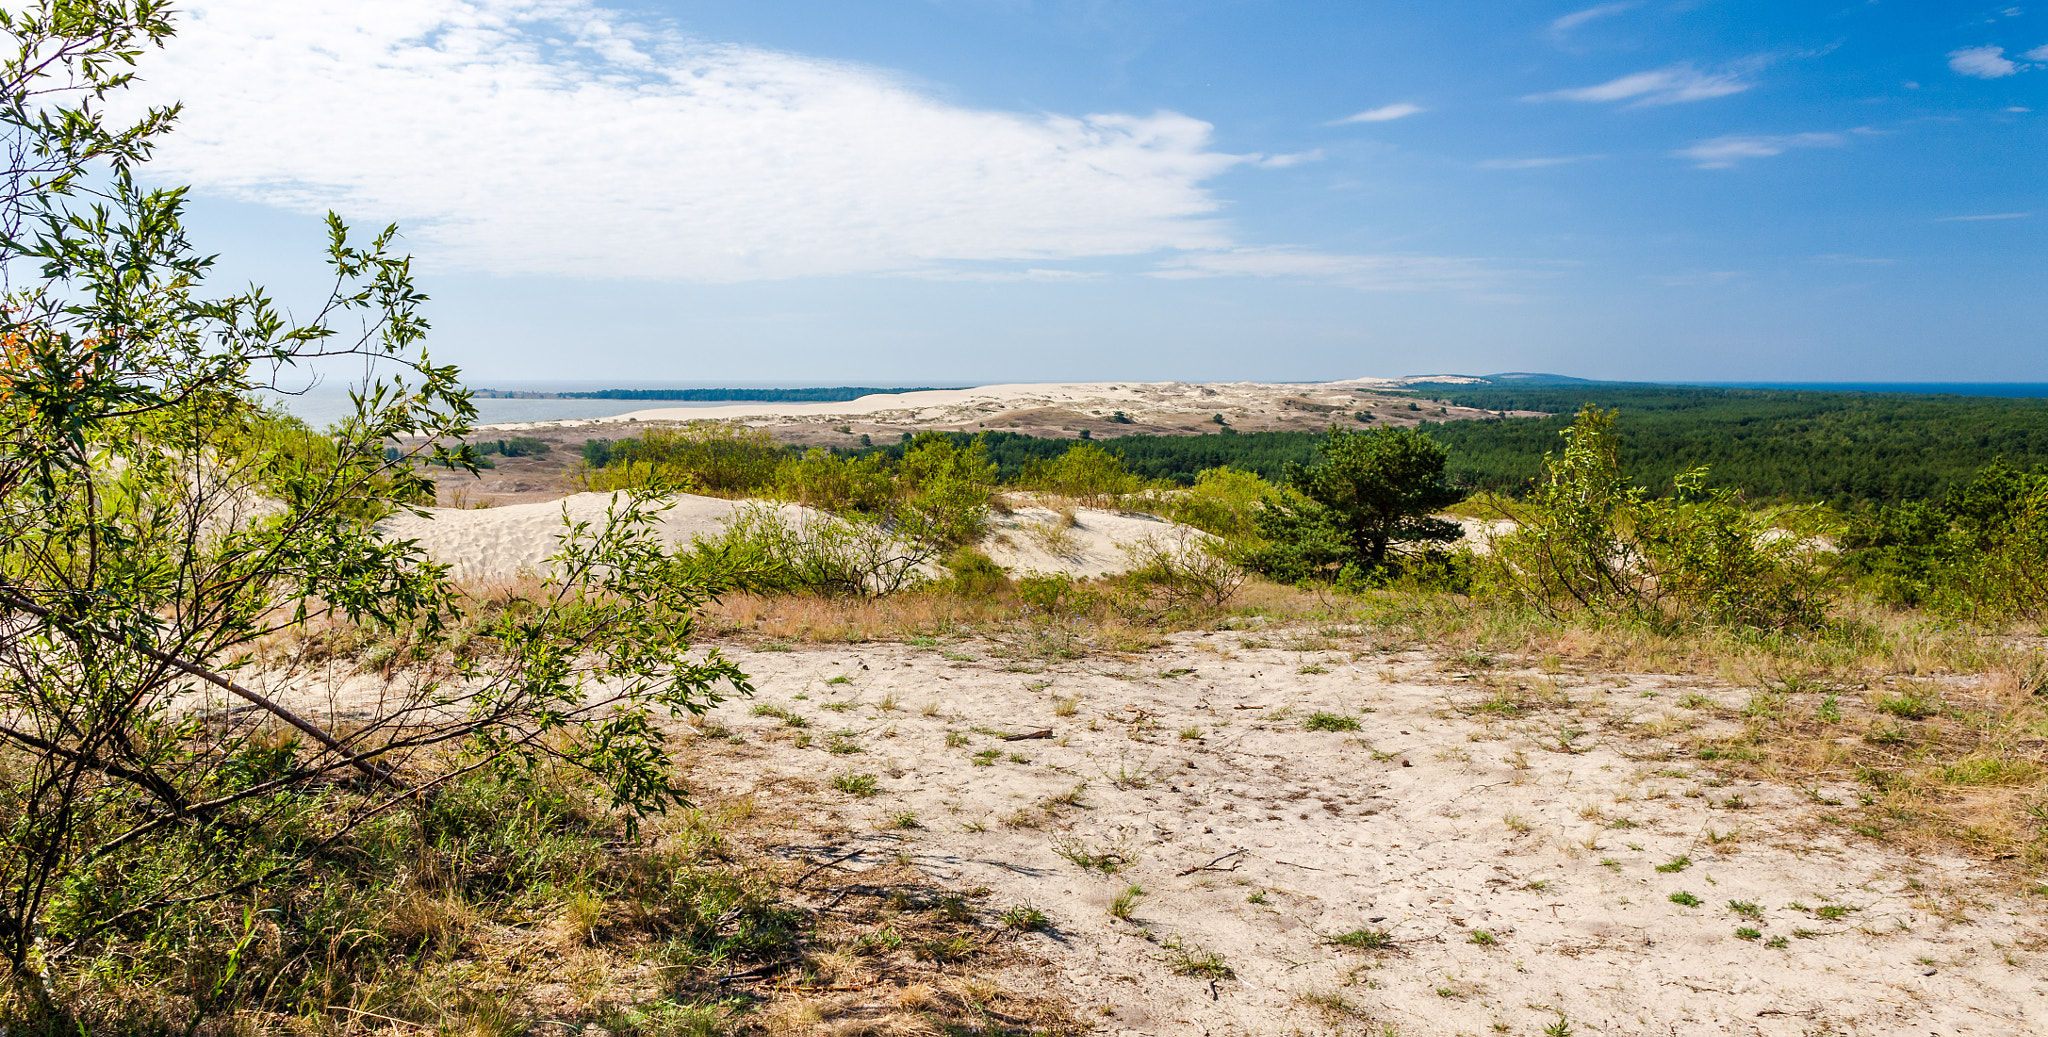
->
[[142, 1, 2044, 384]]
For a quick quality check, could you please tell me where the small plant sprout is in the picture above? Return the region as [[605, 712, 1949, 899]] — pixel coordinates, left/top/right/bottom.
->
[[889, 811, 920, 830], [1053, 695, 1080, 717], [1669, 891, 1702, 907], [1304, 712, 1361, 732], [1246, 890, 1269, 904], [1655, 855, 1691, 873], [1727, 900, 1762, 920], [1162, 937, 1233, 979], [1735, 927, 1762, 941], [825, 674, 852, 685], [1001, 905, 1049, 931], [1331, 928, 1395, 950], [971, 748, 1001, 766], [1468, 929, 1498, 946], [1179, 725, 1203, 740], [1108, 884, 1146, 920], [831, 773, 880, 797]]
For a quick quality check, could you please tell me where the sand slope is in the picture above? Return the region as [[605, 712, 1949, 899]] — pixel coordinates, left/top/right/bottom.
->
[[376, 492, 814, 580], [378, 492, 1209, 582]]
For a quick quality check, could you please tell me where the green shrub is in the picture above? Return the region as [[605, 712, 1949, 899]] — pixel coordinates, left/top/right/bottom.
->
[[943, 549, 1011, 596], [1107, 530, 1245, 622], [585, 422, 785, 496], [1250, 426, 1465, 583], [1482, 405, 1833, 631], [774, 447, 895, 512], [1018, 442, 1144, 503], [1157, 466, 1273, 541]]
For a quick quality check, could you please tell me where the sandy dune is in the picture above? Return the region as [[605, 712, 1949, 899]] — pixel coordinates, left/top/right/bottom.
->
[[677, 630, 2046, 1037], [483, 379, 1533, 437], [377, 492, 815, 580], [378, 492, 1210, 582]]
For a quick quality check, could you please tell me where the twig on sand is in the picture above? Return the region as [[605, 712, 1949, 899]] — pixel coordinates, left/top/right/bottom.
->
[[1002, 729, 1054, 741], [794, 846, 867, 888], [1177, 847, 1249, 876]]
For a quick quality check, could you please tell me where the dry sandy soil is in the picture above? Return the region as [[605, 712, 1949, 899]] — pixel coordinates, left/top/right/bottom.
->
[[666, 629, 2048, 1037]]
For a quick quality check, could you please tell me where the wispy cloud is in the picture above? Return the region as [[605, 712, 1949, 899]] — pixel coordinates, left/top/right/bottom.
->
[[1643, 270, 1746, 287], [1477, 155, 1604, 170], [1337, 102, 1426, 124], [1950, 45, 2020, 78], [1525, 63, 1751, 105], [2028, 45, 2048, 61], [1674, 132, 1844, 169], [127, 0, 1255, 282], [1550, 3, 1637, 36], [1936, 212, 2031, 221], [1252, 150, 1325, 168], [1149, 248, 1489, 291]]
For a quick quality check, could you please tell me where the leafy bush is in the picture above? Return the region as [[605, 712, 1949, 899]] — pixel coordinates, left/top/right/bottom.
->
[[682, 504, 934, 597], [585, 422, 785, 496], [1017, 442, 1145, 503], [1155, 466, 1273, 541], [1483, 405, 1834, 631], [1107, 529, 1245, 622], [894, 432, 998, 549], [774, 447, 894, 512]]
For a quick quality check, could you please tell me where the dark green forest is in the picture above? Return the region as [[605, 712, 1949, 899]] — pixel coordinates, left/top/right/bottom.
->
[[823, 383, 2048, 504], [1408, 381, 2048, 503]]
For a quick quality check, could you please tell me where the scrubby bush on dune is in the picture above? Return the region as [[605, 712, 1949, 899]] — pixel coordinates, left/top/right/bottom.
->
[[774, 446, 895, 511], [583, 421, 785, 496], [1017, 442, 1147, 503], [1481, 405, 1834, 631]]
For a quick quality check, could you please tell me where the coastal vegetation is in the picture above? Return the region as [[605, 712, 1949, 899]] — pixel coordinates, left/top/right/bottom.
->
[[2, 3, 2046, 1033]]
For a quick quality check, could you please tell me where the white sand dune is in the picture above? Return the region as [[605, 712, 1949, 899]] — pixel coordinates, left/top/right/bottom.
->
[[377, 491, 1211, 582], [376, 492, 815, 581]]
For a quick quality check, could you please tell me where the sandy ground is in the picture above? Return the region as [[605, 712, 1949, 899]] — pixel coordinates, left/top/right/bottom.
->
[[378, 492, 1209, 582], [668, 630, 2048, 1037]]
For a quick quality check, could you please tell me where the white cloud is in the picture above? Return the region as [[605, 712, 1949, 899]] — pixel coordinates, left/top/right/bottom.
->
[[1674, 132, 1844, 169], [1551, 3, 1637, 36], [1477, 155, 1604, 169], [126, 0, 1254, 281], [1949, 45, 2019, 78], [1147, 248, 1488, 291], [2027, 44, 2048, 61], [1936, 212, 2031, 221], [1525, 63, 1751, 105], [1338, 102, 1426, 123]]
